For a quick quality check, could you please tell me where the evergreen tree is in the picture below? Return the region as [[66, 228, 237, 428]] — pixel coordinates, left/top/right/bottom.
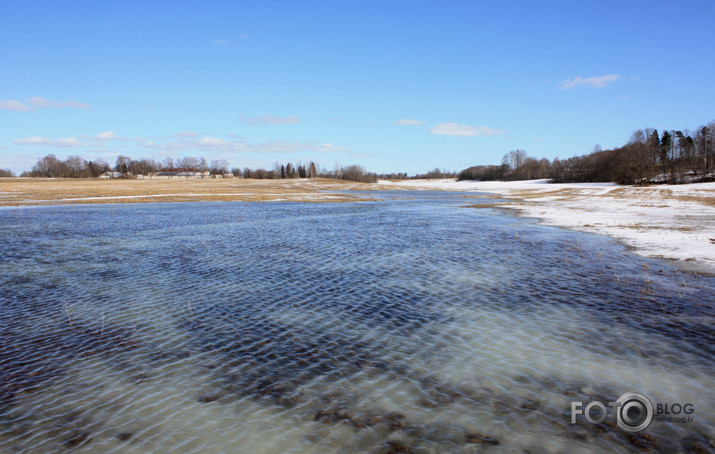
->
[[660, 130, 671, 178]]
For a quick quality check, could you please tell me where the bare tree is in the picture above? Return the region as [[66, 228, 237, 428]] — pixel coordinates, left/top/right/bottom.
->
[[178, 156, 199, 171], [502, 150, 527, 170], [210, 159, 229, 175], [199, 157, 209, 173], [66, 155, 86, 176], [162, 157, 175, 171], [115, 155, 132, 174]]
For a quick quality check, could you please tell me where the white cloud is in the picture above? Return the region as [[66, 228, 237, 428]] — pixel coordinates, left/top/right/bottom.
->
[[13, 136, 94, 147], [75, 131, 128, 141], [395, 119, 425, 126], [429, 123, 505, 137], [174, 131, 199, 138], [11, 129, 348, 158], [25, 97, 55, 108], [0, 100, 33, 112], [239, 115, 301, 126], [534, 137, 543, 141], [13, 131, 121, 147], [27, 96, 91, 109], [559, 74, 620, 89], [198, 137, 228, 146], [139, 135, 345, 155], [141, 136, 242, 152], [308, 142, 346, 153], [213, 38, 228, 44], [95, 131, 119, 140], [1, 97, 90, 111], [247, 141, 346, 154]]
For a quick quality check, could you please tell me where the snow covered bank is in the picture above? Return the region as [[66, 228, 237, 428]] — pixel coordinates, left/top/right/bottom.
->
[[379, 179, 715, 273]]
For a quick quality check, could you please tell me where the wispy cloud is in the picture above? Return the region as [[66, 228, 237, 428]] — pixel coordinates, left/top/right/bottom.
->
[[141, 136, 237, 152], [27, 96, 91, 109], [14, 130, 125, 148], [13, 136, 95, 147], [250, 141, 346, 154], [1, 97, 90, 111], [12, 129, 347, 157], [213, 38, 228, 44], [308, 143, 346, 153], [139, 135, 345, 155], [242, 115, 302, 126], [429, 123, 505, 137], [395, 119, 425, 126], [239, 115, 301, 126], [173, 131, 199, 138], [94, 131, 127, 141], [559, 74, 620, 89], [0, 100, 34, 112]]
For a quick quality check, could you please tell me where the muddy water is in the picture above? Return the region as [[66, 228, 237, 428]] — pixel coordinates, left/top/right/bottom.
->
[[0, 192, 713, 453]]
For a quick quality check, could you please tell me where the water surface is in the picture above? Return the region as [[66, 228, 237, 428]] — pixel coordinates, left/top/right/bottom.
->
[[1, 192, 713, 453]]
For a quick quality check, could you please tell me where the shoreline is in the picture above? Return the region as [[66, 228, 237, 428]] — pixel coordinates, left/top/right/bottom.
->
[[379, 179, 715, 274]]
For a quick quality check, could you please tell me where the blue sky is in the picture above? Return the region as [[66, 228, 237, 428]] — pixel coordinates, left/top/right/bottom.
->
[[1, 1, 714, 175]]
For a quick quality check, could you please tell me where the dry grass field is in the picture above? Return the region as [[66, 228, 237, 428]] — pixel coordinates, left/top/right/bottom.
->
[[0, 178, 381, 206]]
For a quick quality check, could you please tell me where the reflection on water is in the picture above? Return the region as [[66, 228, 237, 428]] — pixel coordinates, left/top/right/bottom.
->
[[0, 192, 713, 453]]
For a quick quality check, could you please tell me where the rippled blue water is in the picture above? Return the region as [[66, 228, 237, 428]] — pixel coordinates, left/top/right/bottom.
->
[[1, 192, 713, 453]]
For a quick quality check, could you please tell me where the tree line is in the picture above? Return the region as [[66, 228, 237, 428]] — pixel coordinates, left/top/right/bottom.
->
[[459, 121, 715, 185], [12, 120, 714, 185], [22, 154, 231, 178], [242, 162, 378, 183], [20, 153, 380, 183]]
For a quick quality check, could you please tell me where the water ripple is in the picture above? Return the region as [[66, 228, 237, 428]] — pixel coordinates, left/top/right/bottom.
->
[[0, 194, 713, 453]]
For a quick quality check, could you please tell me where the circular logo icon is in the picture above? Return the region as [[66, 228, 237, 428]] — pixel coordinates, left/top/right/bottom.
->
[[615, 392, 654, 432]]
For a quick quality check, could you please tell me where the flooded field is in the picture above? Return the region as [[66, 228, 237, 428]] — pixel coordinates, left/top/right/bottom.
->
[[1, 191, 713, 453]]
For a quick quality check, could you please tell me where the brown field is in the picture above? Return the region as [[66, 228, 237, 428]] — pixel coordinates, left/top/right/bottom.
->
[[0, 178, 383, 206]]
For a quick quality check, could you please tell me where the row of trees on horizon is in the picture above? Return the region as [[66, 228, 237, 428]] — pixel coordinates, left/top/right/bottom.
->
[[13, 154, 382, 183], [459, 121, 714, 185], [4, 121, 713, 185]]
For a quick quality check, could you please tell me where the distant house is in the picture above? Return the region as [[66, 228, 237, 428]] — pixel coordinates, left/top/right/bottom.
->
[[98, 171, 122, 179], [156, 171, 199, 179], [149, 171, 211, 179], [105, 171, 234, 180]]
